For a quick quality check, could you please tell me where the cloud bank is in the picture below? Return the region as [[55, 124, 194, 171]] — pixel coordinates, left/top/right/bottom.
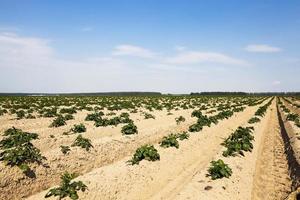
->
[[0, 32, 255, 93], [245, 44, 281, 53]]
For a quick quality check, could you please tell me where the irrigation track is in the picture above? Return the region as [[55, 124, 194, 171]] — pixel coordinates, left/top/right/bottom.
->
[[277, 100, 300, 192], [251, 100, 291, 200]]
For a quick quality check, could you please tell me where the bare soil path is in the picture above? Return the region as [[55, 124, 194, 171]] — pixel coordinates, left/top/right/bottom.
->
[[251, 100, 291, 200]]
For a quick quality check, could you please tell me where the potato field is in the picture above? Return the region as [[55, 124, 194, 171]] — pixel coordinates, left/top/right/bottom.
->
[[0, 95, 300, 200]]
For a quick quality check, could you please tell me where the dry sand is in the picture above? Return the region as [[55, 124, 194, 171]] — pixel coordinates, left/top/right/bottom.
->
[[26, 102, 264, 200], [4, 98, 298, 200]]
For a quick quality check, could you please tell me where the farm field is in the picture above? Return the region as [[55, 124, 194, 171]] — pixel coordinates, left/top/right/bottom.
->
[[1, 95, 300, 200]]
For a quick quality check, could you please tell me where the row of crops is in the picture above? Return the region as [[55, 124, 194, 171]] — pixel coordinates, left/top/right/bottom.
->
[[0, 95, 270, 199]]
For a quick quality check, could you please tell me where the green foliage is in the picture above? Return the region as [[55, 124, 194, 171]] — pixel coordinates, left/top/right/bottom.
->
[[248, 117, 261, 124], [214, 110, 234, 120], [85, 112, 103, 121], [16, 110, 26, 119], [45, 172, 87, 200], [60, 107, 77, 114], [287, 113, 299, 121], [72, 135, 93, 151], [64, 114, 74, 120], [60, 145, 71, 155], [129, 144, 160, 165], [160, 134, 179, 148], [222, 127, 254, 157], [26, 113, 36, 119], [121, 123, 138, 135], [71, 124, 86, 133], [94, 114, 133, 127], [175, 116, 186, 124], [42, 108, 58, 118], [144, 112, 155, 119], [207, 159, 232, 180], [0, 127, 45, 173], [191, 110, 203, 118], [0, 127, 39, 148], [50, 115, 67, 127], [176, 132, 189, 140], [255, 99, 273, 117], [189, 113, 212, 132]]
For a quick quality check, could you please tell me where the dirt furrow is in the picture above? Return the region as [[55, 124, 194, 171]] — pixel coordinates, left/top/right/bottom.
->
[[251, 101, 291, 200], [26, 104, 261, 200], [168, 99, 274, 200]]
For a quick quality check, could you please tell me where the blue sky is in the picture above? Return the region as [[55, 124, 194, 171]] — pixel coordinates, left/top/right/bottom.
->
[[0, 0, 300, 93]]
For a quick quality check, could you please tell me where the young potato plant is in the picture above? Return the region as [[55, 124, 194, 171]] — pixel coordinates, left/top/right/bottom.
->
[[254, 99, 273, 117], [72, 135, 93, 151], [189, 113, 212, 132], [207, 159, 232, 180], [26, 113, 36, 119], [60, 107, 77, 114], [129, 144, 160, 165], [287, 113, 299, 122], [85, 112, 104, 121], [176, 132, 189, 140], [0, 127, 45, 173], [42, 108, 58, 118], [160, 134, 179, 148], [248, 117, 261, 124], [64, 114, 74, 121], [144, 112, 155, 119], [121, 123, 138, 135], [45, 172, 87, 200], [60, 145, 71, 155], [175, 116, 186, 124], [50, 115, 67, 127], [16, 110, 26, 120], [222, 126, 254, 157], [71, 124, 86, 133]]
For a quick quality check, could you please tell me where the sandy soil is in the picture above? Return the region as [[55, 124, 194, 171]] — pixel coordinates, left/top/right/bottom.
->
[[168, 99, 275, 200], [26, 102, 263, 200], [0, 108, 199, 199], [278, 98, 300, 191], [251, 100, 291, 200]]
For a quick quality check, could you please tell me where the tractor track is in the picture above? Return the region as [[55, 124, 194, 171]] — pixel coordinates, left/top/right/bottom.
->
[[252, 98, 300, 200]]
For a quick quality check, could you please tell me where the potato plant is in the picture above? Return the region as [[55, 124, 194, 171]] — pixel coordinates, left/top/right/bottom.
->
[[0, 127, 45, 173], [50, 115, 67, 127], [207, 159, 232, 180], [121, 123, 138, 135], [60, 145, 71, 155], [144, 112, 155, 119], [71, 124, 86, 133], [248, 117, 260, 124], [129, 144, 160, 165], [176, 132, 189, 140], [64, 114, 74, 120], [72, 135, 93, 151], [160, 134, 179, 148], [175, 116, 185, 124], [45, 172, 87, 200], [222, 127, 254, 157]]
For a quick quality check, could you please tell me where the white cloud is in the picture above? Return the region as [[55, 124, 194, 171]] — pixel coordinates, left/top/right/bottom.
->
[[245, 44, 281, 53], [164, 51, 247, 65], [0, 32, 53, 68], [0, 32, 255, 93], [112, 44, 156, 58]]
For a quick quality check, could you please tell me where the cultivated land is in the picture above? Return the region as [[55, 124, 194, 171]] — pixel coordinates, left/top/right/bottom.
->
[[0, 95, 300, 200]]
